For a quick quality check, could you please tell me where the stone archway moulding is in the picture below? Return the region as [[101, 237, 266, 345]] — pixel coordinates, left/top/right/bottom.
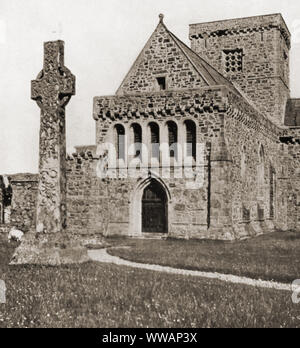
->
[[129, 172, 171, 236]]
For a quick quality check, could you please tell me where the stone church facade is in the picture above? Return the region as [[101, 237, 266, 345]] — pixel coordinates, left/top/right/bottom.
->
[[1, 13, 300, 241]]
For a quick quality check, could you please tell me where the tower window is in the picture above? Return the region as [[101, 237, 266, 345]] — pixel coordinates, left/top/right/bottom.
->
[[223, 49, 243, 73], [156, 77, 166, 91]]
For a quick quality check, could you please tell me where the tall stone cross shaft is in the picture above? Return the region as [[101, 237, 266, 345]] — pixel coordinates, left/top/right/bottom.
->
[[31, 41, 75, 234]]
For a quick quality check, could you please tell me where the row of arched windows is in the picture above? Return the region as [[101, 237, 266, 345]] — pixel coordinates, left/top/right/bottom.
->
[[114, 120, 197, 162]]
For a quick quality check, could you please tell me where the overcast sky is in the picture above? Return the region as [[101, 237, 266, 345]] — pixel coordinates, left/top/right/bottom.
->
[[1, 0, 300, 174]]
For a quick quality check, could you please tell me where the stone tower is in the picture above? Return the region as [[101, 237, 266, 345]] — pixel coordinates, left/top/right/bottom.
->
[[189, 14, 290, 126]]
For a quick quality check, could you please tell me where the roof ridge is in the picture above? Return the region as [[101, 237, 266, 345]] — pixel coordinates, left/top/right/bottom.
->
[[166, 28, 241, 96], [116, 16, 241, 97], [166, 30, 213, 85], [116, 21, 164, 95]]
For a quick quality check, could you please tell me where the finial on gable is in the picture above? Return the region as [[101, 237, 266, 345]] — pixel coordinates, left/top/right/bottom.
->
[[159, 14, 164, 23]]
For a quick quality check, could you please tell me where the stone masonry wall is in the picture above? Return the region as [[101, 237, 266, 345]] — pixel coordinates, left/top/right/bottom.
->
[[117, 21, 208, 95], [70, 87, 234, 239], [94, 87, 228, 144], [9, 174, 38, 233], [282, 128, 300, 230], [92, 85, 288, 239], [66, 153, 213, 239], [0, 178, 6, 234], [189, 14, 290, 126], [223, 91, 283, 236], [0, 179, 3, 225]]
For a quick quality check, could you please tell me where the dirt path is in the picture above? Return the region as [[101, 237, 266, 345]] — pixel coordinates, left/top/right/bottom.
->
[[88, 249, 293, 292]]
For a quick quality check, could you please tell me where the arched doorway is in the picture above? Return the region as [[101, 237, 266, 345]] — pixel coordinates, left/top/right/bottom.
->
[[142, 181, 167, 233]]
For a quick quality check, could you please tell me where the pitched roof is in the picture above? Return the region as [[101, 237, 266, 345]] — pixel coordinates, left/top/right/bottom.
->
[[116, 16, 241, 96], [167, 29, 239, 94], [285, 99, 300, 126]]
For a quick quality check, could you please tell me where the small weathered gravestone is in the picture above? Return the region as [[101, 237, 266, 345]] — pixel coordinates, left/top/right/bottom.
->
[[11, 41, 88, 265]]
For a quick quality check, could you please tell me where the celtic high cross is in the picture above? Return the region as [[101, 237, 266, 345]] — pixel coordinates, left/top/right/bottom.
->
[[31, 41, 75, 234]]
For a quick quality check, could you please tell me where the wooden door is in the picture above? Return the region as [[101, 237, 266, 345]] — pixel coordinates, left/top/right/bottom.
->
[[142, 182, 167, 233]]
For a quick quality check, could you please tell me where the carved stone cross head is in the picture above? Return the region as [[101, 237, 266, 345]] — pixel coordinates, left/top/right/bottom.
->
[[31, 40, 75, 109]]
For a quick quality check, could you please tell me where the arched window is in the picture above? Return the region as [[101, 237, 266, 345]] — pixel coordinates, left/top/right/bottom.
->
[[269, 166, 276, 219], [149, 122, 160, 160], [115, 124, 125, 160], [185, 120, 196, 160], [0, 203, 3, 224], [259, 145, 265, 163], [167, 121, 178, 158], [131, 123, 142, 159], [259, 145, 265, 176], [241, 145, 246, 178], [257, 145, 265, 198]]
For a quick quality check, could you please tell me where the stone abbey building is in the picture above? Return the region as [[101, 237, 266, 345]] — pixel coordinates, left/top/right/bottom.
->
[[1, 13, 300, 242]]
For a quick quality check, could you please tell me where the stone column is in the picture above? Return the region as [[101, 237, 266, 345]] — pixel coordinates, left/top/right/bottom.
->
[[208, 134, 235, 240]]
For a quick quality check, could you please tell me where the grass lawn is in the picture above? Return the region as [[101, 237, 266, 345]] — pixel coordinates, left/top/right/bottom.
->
[[0, 238, 300, 328], [108, 231, 300, 284]]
